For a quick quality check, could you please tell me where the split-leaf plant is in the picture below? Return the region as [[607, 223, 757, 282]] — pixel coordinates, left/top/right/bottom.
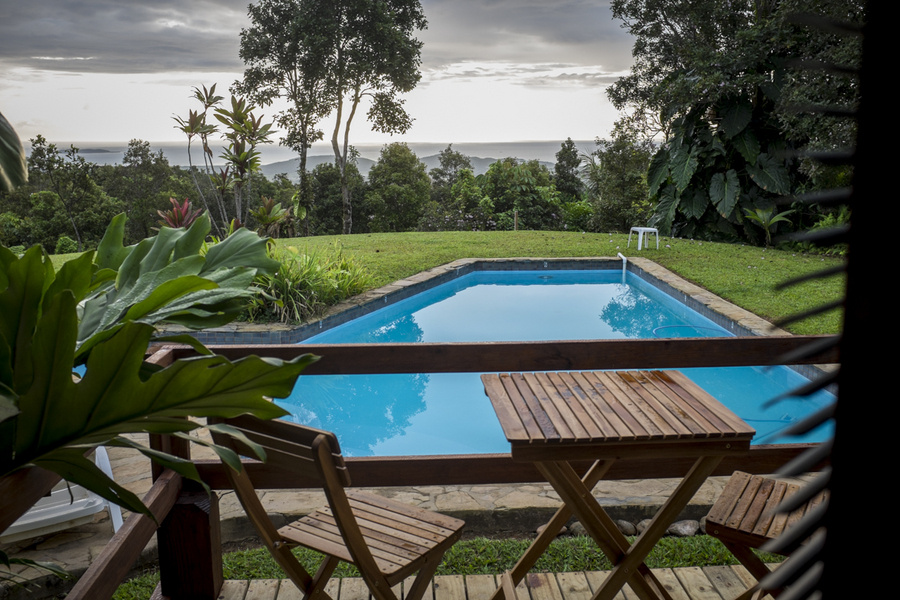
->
[[0, 212, 315, 574]]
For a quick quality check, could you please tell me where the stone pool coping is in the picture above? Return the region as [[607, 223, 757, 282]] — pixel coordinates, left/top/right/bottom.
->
[[163, 256, 831, 381]]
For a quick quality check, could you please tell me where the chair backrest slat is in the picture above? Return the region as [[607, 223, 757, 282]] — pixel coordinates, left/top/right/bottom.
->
[[210, 415, 351, 488]]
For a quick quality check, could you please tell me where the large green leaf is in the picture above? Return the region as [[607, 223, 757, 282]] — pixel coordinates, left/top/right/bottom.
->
[[680, 188, 708, 220], [710, 169, 741, 218], [76, 213, 279, 361], [651, 185, 679, 235], [647, 148, 670, 197], [747, 153, 791, 196], [0, 111, 27, 193], [731, 128, 760, 164], [720, 100, 752, 139], [669, 146, 699, 193]]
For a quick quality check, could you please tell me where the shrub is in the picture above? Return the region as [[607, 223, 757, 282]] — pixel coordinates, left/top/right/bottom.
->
[[54, 235, 79, 254], [245, 244, 373, 324]]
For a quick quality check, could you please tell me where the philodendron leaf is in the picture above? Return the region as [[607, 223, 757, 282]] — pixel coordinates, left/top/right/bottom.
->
[[0, 111, 27, 193], [710, 169, 741, 218], [670, 146, 699, 193], [34, 447, 151, 518], [747, 153, 791, 196]]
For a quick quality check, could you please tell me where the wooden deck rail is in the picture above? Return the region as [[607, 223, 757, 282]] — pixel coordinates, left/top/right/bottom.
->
[[1, 335, 835, 600]]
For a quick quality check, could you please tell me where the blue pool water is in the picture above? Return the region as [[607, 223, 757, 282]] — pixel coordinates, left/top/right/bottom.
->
[[281, 270, 833, 456]]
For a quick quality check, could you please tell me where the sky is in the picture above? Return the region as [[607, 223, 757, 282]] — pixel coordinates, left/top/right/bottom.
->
[[0, 1, 635, 148]]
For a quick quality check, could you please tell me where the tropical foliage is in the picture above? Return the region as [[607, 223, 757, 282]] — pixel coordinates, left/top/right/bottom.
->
[[607, 0, 863, 243], [0, 211, 314, 523], [174, 84, 274, 237]]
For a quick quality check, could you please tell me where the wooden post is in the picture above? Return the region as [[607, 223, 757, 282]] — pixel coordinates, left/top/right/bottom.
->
[[156, 490, 223, 599]]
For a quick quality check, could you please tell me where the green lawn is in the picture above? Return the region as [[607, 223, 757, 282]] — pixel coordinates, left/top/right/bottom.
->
[[274, 231, 844, 335]]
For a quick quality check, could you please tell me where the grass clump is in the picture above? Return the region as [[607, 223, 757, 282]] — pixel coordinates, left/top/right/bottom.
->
[[114, 535, 783, 599], [243, 244, 373, 323]]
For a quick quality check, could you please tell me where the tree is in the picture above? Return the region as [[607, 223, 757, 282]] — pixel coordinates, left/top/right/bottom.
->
[[321, 0, 428, 234], [608, 0, 864, 242], [235, 0, 334, 237], [27, 137, 95, 251], [583, 127, 654, 233], [429, 144, 473, 207], [308, 161, 365, 235], [481, 158, 561, 230], [364, 143, 430, 232], [96, 139, 177, 242], [553, 138, 583, 203]]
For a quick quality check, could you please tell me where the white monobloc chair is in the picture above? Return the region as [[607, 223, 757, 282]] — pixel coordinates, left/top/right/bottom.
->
[[627, 226, 659, 250]]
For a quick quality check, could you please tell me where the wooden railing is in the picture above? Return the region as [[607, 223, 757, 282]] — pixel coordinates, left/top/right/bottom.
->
[[0, 335, 836, 599]]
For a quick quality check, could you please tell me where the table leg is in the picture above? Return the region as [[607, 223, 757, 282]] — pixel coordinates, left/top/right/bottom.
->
[[536, 462, 672, 600], [490, 460, 613, 600], [594, 456, 724, 600]]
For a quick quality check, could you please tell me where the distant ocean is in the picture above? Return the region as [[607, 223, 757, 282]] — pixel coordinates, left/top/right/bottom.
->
[[31, 140, 598, 179]]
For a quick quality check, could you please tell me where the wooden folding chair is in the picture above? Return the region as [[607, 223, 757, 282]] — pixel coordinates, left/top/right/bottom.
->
[[706, 471, 828, 600], [210, 415, 465, 600]]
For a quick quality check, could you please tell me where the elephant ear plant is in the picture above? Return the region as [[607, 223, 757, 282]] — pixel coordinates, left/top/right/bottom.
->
[[0, 214, 315, 564]]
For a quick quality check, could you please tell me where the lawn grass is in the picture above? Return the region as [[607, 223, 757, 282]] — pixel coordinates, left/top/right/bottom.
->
[[114, 535, 781, 600], [275, 231, 844, 335]]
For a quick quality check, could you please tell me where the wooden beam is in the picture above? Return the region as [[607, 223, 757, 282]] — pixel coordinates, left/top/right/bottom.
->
[[194, 444, 820, 490], [167, 336, 837, 374], [65, 469, 182, 600]]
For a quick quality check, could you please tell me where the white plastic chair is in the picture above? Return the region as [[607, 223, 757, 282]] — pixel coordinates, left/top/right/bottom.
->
[[627, 227, 659, 250]]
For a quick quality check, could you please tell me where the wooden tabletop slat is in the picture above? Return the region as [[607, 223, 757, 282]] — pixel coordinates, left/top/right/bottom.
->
[[483, 370, 756, 452], [590, 371, 666, 439], [660, 371, 754, 437], [508, 373, 562, 442], [527, 372, 586, 440], [543, 372, 606, 440], [500, 374, 547, 443], [606, 371, 694, 439], [570, 372, 635, 440], [482, 374, 530, 442], [633, 371, 715, 438]]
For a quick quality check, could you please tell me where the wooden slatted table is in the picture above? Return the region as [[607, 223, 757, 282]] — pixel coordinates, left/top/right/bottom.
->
[[482, 370, 756, 600]]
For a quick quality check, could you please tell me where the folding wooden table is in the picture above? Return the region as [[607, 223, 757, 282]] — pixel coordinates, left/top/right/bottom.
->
[[482, 370, 755, 600]]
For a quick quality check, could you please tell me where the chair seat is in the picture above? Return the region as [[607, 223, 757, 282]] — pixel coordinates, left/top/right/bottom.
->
[[279, 490, 464, 581]]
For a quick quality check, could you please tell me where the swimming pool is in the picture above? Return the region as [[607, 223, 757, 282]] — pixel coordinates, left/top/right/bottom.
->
[[280, 268, 833, 456]]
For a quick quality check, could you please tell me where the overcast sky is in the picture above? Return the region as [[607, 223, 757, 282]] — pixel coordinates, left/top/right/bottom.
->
[[0, 1, 634, 146]]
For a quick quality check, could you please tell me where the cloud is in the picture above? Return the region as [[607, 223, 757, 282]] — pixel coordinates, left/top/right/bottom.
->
[[1, 1, 632, 75], [0, 1, 247, 73], [419, 0, 632, 71]]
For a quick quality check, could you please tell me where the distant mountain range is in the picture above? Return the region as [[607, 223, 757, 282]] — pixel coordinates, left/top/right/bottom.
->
[[259, 153, 547, 181], [37, 140, 598, 180]]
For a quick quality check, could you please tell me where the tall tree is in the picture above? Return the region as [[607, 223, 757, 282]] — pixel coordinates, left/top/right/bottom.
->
[[235, 0, 333, 237], [26, 136, 99, 251], [322, 0, 428, 234]]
